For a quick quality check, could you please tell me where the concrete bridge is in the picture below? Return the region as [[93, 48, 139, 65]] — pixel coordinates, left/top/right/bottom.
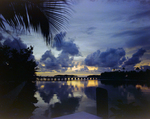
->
[[36, 76, 99, 81]]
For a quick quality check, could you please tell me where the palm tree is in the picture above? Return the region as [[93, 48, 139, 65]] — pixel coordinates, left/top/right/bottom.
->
[[0, 0, 72, 44], [135, 67, 140, 72], [122, 67, 125, 72]]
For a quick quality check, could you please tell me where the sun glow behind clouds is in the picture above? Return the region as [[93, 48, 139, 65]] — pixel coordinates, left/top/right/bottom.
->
[[87, 66, 98, 70], [71, 65, 98, 71]]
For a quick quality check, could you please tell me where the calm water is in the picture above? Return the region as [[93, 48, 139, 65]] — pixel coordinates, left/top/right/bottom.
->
[[30, 80, 150, 119]]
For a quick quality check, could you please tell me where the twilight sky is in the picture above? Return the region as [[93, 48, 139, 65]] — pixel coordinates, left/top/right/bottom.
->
[[1, 0, 150, 76]]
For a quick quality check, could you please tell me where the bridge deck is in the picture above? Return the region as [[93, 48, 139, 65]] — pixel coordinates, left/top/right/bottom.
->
[[36, 76, 99, 81]]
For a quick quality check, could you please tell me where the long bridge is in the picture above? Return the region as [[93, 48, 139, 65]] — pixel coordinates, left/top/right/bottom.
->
[[36, 76, 99, 81]]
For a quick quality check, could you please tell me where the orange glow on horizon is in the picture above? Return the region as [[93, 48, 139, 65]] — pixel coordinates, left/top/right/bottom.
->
[[36, 71, 99, 77]]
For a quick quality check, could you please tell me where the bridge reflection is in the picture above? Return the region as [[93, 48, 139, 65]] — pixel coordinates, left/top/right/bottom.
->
[[36, 76, 98, 81]]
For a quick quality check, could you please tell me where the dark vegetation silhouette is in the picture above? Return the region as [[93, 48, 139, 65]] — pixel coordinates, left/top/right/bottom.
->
[[0, 45, 38, 119], [101, 69, 150, 81], [100, 69, 150, 88], [54, 74, 78, 78], [87, 75, 101, 78], [0, 45, 37, 82], [100, 80, 148, 88], [0, 0, 72, 44]]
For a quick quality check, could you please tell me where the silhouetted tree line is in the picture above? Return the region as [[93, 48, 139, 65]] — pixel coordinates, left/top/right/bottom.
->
[[0, 45, 37, 82], [54, 75, 78, 78], [100, 80, 148, 88], [87, 75, 101, 78], [101, 70, 150, 81]]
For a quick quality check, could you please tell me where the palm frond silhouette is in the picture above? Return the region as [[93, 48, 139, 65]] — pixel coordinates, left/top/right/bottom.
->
[[0, 0, 72, 44]]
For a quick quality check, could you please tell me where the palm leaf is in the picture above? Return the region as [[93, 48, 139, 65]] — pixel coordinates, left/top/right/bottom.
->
[[0, 0, 72, 44]]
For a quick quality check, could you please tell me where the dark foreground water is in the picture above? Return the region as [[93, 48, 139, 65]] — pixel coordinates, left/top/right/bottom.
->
[[1, 80, 150, 119], [30, 80, 150, 119]]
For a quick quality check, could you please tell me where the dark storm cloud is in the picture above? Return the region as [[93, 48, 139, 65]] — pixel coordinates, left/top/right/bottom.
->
[[57, 53, 74, 68], [113, 26, 150, 49], [86, 27, 96, 35], [0, 34, 27, 50], [40, 50, 61, 72], [0, 36, 35, 61], [40, 50, 56, 62], [3, 37, 27, 51], [53, 32, 80, 56], [40, 50, 74, 72], [85, 48, 126, 68], [53, 32, 66, 51], [124, 48, 146, 66], [39, 32, 81, 72]]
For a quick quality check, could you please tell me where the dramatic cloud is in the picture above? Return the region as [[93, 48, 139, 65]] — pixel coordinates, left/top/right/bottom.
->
[[0, 35, 35, 61], [40, 50, 56, 62], [85, 47, 147, 72], [124, 48, 146, 66], [39, 32, 81, 72], [57, 53, 74, 68], [40, 51, 61, 72], [3, 37, 27, 51], [53, 32, 80, 56], [40, 50, 74, 72], [85, 48, 126, 68]]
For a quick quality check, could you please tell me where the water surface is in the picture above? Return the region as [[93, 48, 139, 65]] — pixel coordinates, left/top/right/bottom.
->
[[30, 80, 150, 119]]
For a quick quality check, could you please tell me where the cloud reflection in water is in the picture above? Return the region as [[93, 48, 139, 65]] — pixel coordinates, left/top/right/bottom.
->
[[31, 80, 150, 119]]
